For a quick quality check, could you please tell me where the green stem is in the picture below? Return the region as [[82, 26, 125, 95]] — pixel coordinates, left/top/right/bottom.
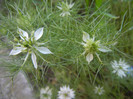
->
[[95, 52, 103, 64], [93, 65, 103, 85], [12, 53, 29, 77]]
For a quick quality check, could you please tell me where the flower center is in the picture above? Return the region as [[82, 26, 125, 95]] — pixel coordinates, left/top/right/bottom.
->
[[63, 93, 69, 98], [21, 36, 37, 49], [98, 88, 101, 93], [43, 93, 49, 98], [118, 66, 123, 70], [23, 39, 33, 48], [84, 39, 100, 53]]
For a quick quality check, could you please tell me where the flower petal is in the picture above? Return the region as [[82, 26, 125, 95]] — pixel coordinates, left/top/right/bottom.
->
[[60, 13, 65, 17], [31, 52, 37, 69], [18, 28, 29, 40], [118, 70, 126, 78], [60, 12, 71, 17], [57, 6, 62, 10], [81, 42, 86, 46], [65, 12, 71, 16], [9, 47, 26, 55], [34, 27, 44, 40], [92, 36, 95, 41], [69, 3, 74, 9], [36, 47, 53, 54], [112, 70, 117, 74], [86, 53, 93, 64], [98, 46, 112, 52], [83, 31, 90, 42]]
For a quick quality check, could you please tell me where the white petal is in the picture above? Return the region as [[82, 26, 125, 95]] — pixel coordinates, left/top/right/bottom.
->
[[65, 12, 71, 16], [83, 31, 90, 42], [69, 3, 74, 8], [118, 70, 126, 78], [40, 88, 46, 94], [86, 53, 93, 64], [34, 27, 44, 40], [59, 13, 63, 17], [81, 42, 86, 46], [36, 47, 53, 54], [17, 43, 21, 45], [18, 28, 29, 40], [112, 70, 117, 73], [31, 52, 37, 69], [98, 46, 112, 52], [62, 13, 65, 17], [60, 12, 65, 17], [57, 6, 62, 10], [92, 36, 95, 41], [9, 47, 26, 55]]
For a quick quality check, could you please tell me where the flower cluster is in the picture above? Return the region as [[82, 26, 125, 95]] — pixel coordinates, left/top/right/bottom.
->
[[40, 85, 75, 99]]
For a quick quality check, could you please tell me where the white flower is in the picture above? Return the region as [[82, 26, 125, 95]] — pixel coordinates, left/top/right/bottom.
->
[[9, 27, 53, 69], [111, 59, 130, 78], [58, 85, 75, 99], [82, 31, 111, 64], [57, 1, 74, 17], [94, 86, 104, 95], [40, 87, 52, 99]]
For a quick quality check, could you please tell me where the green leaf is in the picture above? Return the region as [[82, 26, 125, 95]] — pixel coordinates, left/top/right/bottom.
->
[[102, 12, 119, 19], [95, 0, 103, 8], [85, 0, 91, 7]]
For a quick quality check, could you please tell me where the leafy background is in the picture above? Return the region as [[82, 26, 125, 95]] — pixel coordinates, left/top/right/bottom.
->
[[0, 0, 133, 99]]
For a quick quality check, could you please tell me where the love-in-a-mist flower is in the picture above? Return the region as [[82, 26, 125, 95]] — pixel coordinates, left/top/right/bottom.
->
[[111, 59, 129, 78], [9, 27, 53, 69], [40, 87, 52, 99], [57, 1, 74, 17], [82, 31, 111, 64], [94, 86, 104, 95], [58, 85, 75, 99]]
